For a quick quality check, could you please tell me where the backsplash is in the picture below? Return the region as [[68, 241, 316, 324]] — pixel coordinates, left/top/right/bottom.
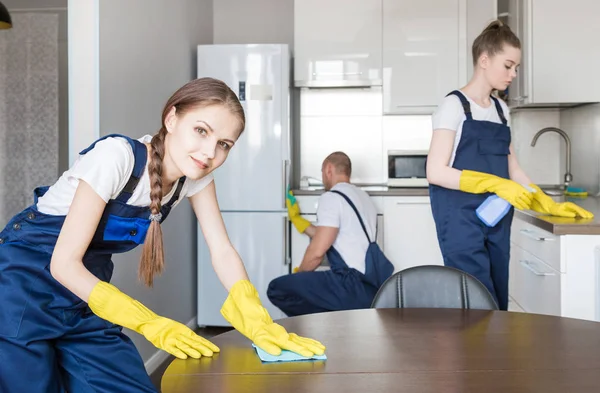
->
[[299, 88, 432, 184], [560, 103, 600, 195], [298, 88, 598, 191], [510, 109, 562, 185]]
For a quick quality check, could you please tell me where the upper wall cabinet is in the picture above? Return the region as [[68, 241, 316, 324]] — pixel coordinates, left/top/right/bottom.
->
[[383, 0, 461, 114], [507, 0, 600, 107], [293, 0, 382, 87], [383, 0, 496, 115]]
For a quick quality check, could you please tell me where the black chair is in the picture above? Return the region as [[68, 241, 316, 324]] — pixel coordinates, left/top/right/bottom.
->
[[371, 265, 498, 310]]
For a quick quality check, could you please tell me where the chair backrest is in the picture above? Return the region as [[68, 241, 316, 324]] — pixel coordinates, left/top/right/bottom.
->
[[371, 265, 498, 310]]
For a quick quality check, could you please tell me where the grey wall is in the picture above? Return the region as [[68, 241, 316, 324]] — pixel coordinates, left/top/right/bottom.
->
[[213, 0, 294, 48], [99, 0, 213, 363], [560, 104, 600, 195]]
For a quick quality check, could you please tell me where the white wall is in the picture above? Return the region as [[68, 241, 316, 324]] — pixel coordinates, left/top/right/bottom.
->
[[98, 0, 213, 367], [299, 88, 433, 184]]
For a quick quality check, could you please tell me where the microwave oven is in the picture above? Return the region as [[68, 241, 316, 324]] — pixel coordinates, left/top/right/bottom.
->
[[387, 150, 429, 187]]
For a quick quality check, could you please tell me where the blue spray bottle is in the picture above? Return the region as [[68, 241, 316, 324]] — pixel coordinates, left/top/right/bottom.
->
[[476, 185, 536, 227]]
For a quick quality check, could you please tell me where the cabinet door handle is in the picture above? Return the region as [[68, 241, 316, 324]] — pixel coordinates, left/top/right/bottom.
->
[[519, 229, 554, 242], [520, 260, 555, 276], [312, 72, 363, 76], [282, 159, 289, 210], [283, 216, 290, 266]]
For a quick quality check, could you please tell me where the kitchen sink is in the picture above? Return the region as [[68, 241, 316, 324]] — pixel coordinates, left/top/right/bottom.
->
[[538, 185, 566, 196]]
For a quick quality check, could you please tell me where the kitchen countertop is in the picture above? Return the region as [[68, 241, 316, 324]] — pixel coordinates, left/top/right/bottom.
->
[[291, 186, 429, 197], [293, 185, 600, 235], [514, 195, 600, 235]]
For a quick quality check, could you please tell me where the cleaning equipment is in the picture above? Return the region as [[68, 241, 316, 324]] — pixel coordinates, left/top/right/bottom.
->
[[476, 184, 536, 227], [220, 279, 326, 357], [529, 184, 594, 218], [476, 195, 512, 227], [565, 186, 588, 197], [89, 281, 220, 359], [459, 170, 534, 211], [252, 344, 327, 363], [286, 187, 311, 233]]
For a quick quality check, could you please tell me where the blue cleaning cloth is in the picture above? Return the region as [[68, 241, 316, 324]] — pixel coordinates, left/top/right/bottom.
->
[[252, 344, 327, 363]]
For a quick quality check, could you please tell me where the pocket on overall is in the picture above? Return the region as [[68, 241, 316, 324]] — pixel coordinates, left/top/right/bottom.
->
[[0, 242, 48, 338], [103, 214, 150, 244]]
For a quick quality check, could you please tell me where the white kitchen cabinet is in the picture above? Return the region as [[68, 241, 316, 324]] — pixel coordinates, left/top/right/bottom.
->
[[293, 0, 382, 87], [509, 217, 600, 322], [507, 0, 600, 107], [511, 242, 562, 316], [382, 0, 462, 114], [382, 0, 496, 114], [382, 197, 443, 272]]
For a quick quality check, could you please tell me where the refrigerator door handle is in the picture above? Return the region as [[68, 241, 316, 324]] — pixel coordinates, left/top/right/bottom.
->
[[283, 215, 290, 266], [282, 159, 289, 209]]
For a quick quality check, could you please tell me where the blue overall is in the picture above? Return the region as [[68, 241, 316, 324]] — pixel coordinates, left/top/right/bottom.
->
[[429, 90, 512, 310], [0, 134, 185, 393], [267, 190, 394, 316]]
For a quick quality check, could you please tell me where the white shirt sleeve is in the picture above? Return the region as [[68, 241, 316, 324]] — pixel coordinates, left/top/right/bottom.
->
[[432, 95, 464, 132], [185, 174, 215, 197], [68, 137, 134, 203], [316, 192, 341, 228]]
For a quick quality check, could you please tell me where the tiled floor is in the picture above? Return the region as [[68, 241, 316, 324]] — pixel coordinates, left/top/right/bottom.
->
[[150, 326, 233, 392]]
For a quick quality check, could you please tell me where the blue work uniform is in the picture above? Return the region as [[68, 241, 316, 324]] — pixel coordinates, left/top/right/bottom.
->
[[0, 134, 185, 393], [429, 90, 511, 310], [267, 190, 394, 316]]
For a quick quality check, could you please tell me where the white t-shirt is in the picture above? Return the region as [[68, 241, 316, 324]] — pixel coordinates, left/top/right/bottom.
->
[[432, 92, 510, 167], [316, 182, 377, 274], [36, 135, 214, 215]]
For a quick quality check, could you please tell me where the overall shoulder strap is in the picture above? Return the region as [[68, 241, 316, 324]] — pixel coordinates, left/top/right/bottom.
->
[[114, 138, 148, 203], [490, 95, 508, 125], [446, 90, 473, 121], [78, 133, 133, 155], [329, 190, 372, 243], [163, 177, 187, 208]]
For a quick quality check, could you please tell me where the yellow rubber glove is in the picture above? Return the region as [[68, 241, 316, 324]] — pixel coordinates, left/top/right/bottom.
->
[[529, 184, 594, 218], [286, 189, 311, 234], [220, 280, 325, 357], [292, 267, 300, 274], [459, 170, 533, 210], [89, 281, 220, 359]]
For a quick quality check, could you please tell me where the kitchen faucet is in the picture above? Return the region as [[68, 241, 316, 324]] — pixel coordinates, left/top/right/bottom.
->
[[530, 127, 573, 187]]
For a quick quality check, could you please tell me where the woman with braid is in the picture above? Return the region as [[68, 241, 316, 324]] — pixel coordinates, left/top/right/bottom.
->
[[0, 77, 325, 393]]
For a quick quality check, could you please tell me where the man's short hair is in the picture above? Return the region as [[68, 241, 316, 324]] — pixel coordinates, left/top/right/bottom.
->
[[324, 151, 352, 177]]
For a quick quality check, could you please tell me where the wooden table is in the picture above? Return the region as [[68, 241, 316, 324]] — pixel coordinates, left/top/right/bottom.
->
[[162, 308, 600, 392]]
